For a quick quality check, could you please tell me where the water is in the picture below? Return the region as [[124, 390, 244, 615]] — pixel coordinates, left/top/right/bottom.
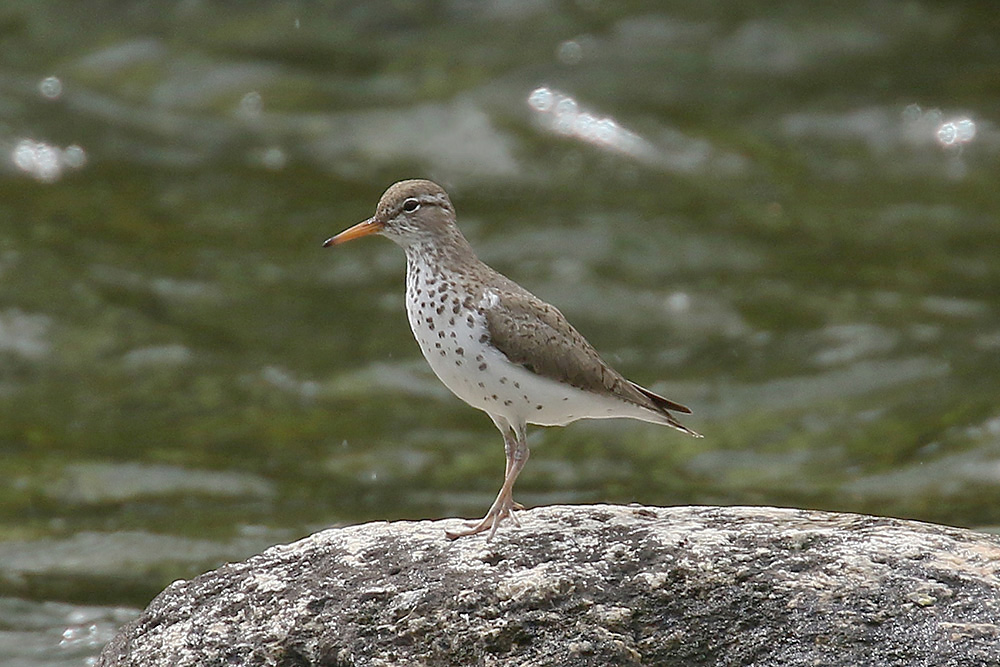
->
[[0, 598, 136, 667], [1, 1, 999, 663]]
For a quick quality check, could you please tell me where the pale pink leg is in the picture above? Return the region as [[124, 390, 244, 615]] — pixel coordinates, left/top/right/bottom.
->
[[446, 419, 528, 540]]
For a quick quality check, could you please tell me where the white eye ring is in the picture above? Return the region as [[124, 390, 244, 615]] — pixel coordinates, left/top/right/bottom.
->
[[402, 198, 420, 213]]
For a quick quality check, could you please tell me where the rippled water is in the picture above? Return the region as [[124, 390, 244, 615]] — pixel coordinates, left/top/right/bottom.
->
[[0, 598, 134, 667], [1, 1, 999, 663]]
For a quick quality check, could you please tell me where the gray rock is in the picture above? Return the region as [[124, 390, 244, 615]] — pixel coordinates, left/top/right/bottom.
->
[[97, 505, 1000, 666]]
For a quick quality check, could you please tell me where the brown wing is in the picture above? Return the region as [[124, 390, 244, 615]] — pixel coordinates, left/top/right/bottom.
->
[[479, 284, 687, 418]]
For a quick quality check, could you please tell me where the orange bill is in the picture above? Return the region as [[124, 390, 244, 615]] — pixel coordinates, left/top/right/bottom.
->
[[322, 217, 384, 247]]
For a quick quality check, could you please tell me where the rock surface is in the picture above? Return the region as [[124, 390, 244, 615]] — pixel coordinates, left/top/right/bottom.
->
[[98, 505, 1000, 666]]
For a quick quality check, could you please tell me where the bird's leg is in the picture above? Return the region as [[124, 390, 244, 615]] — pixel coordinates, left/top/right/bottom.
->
[[492, 415, 525, 511], [487, 432, 529, 538], [502, 429, 526, 512], [446, 422, 529, 540]]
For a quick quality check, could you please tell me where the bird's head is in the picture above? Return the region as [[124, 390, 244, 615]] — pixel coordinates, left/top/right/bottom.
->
[[324, 179, 458, 250]]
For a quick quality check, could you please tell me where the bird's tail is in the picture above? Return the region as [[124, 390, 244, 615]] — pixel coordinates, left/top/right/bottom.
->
[[629, 381, 703, 438]]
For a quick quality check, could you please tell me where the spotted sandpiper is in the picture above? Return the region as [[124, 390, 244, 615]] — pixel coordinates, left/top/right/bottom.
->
[[324, 179, 701, 539]]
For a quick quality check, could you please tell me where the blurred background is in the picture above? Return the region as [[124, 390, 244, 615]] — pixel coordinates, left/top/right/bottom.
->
[[1, 1, 999, 664]]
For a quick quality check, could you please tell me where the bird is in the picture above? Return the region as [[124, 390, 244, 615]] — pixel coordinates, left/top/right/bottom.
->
[[324, 179, 701, 540]]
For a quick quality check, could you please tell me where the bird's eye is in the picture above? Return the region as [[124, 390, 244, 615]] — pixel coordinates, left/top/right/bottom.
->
[[402, 198, 420, 213]]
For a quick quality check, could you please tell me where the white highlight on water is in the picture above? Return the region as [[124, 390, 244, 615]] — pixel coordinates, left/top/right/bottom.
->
[[936, 118, 976, 146], [665, 292, 691, 313], [239, 91, 263, 118], [904, 103, 977, 148], [38, 75, 63, 99], [11, 139, 87, 183], [62, 145, 87, 168], [557, 40, 583, 65], [527, 87, 656, 162], [259, 146, 287, 170]]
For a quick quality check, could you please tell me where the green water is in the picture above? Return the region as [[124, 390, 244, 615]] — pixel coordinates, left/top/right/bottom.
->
[[1, 1, 999, 663]]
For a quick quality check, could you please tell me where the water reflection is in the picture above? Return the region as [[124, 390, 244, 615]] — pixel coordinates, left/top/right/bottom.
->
[[10, 139, 86, 183], [528, 86, 658, 163], [37, 76, 63, 100]]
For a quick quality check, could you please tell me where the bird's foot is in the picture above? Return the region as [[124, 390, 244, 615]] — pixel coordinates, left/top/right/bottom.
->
[[445, 494, 522, 541]]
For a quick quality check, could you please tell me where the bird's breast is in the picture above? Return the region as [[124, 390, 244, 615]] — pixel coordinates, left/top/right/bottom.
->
[[405, 266, 495, 404]]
